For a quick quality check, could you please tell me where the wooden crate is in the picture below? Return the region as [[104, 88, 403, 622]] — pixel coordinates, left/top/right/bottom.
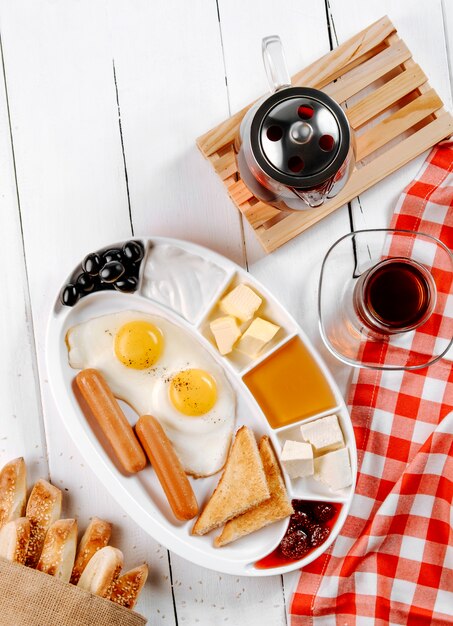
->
[[197, 16, 453, 253]]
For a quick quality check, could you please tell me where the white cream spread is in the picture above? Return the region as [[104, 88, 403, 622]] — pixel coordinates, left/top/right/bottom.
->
[[142, 244, 227, 323]]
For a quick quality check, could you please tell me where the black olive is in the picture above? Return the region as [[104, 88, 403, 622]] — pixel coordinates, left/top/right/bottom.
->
[[102, 248, 123, 264], [61, 283, 79, 306], [82, 252, 102, 276], [76, 272, 95, 293], [99, 261, 125, 283], [114, 275, 139, 293], [122, 240, 144, 264]]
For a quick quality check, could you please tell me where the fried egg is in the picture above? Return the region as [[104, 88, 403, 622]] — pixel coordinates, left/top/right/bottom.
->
[[66, 310, 236, 476]]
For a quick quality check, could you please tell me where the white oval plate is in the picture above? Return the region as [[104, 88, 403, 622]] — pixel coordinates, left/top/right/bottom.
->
[[46, 237, 356, 576]]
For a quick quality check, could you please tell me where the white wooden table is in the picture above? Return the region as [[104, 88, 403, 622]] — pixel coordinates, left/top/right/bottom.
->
[[0, 1, 451, 623]]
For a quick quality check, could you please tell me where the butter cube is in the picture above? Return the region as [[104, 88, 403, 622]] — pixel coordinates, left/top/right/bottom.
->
[[219, 284, 262, 322], [236, 317, 280, 358], [210, 316, 241, 355], [299, 414, 344, 455], [314, 447, 352, 491], [280, 440, 314, 479]]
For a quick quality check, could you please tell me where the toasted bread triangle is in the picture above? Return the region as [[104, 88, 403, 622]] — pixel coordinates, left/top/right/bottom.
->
[[191, 427, 270, 536], [214, 436, 293, 547]]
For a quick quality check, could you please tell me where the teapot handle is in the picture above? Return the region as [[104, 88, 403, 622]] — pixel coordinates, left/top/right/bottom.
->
[[262, 35, 291, 92]]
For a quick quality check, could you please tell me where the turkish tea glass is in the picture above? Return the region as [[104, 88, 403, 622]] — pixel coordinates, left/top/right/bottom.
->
[[318, 229, 453, 370]]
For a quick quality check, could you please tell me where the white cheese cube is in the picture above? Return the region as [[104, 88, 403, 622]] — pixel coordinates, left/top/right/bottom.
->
[[219, 284, 262, 322], [280, 440, 314, 479], [210, 316, 241, 355], [236, 317, 280, 358], [299, 414, 344, 455], [314, 447, 352, 491]]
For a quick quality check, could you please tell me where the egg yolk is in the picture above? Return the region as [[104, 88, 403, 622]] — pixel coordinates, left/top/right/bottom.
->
[[169, 369, 217, 416], [114, 321, 164, 369]]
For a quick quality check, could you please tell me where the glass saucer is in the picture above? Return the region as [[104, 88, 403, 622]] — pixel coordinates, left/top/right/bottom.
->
[[318, 229, 453, 370]]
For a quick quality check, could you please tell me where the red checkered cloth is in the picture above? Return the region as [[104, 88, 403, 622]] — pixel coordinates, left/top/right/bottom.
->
[[290, 141, 453, 626]]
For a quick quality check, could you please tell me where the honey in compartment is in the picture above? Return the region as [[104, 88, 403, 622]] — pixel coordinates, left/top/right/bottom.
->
[[243, 336, 336, 429]]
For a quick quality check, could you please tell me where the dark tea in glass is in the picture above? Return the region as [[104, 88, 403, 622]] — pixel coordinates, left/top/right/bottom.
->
[[354, 258, 436, 334]]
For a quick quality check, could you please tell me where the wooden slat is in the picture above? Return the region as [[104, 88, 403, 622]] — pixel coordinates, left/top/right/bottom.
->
[[356, 89, 443, 160], [213, 147, 237, 179], [259, 113, 453, 252], [229, 179, 254, 204], [347, 64, 427, 129], [261, 209, 292, 229], [292, 15, 395, 89], [197, 105, 247, 157], [323, 39, 411, 103], [402, 56, 444, 119], [240, 200, 281, 228]]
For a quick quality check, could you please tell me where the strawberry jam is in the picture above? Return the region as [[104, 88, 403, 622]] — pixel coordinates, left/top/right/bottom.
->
[[255, 499, 341, 569]]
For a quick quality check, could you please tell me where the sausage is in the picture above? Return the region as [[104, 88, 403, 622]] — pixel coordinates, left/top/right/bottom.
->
[[135, 415, 198, 521], [75, 369, 146, 474]]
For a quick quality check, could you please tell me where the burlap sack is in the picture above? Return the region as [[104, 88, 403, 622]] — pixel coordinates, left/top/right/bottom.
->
[[0, 557, 147, 626]]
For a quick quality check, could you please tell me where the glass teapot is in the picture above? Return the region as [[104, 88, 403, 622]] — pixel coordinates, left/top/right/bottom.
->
[[236, 36, 355, 210]]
